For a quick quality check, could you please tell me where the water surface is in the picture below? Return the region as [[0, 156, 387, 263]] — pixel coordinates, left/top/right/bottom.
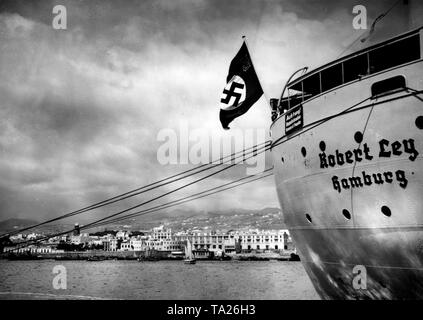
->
[[0, 260, 319, 300]]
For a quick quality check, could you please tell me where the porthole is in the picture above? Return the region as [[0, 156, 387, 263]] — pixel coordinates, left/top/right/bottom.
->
[[305, 214, 312, 223], [342, 209, 351, 220], [416, 116, 423, 130], [319, 141, 326, 152], [354, 131, 363, 144], [381, 206, 391, 217], [301, 147, 307, 157]]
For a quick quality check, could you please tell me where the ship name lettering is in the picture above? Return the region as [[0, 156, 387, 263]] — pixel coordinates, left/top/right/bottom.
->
[[331, 169, 408, 193], [378, 138, 419, 161], [319, 138, 419, 169], [319, 143, 373, 169]]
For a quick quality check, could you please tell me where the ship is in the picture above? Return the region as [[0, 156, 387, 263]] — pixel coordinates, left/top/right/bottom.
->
[[184, 239, 196, 264], [270, 3, 423, 299]]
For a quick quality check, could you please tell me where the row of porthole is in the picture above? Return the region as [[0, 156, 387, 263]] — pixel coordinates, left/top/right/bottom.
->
[[296, 115, 423, 160], [305, 205, 391, 223], [285, 117, 420, 223], [301, 131, 363, 159]]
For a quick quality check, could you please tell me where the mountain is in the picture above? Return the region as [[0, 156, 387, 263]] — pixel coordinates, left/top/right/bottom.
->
[[0, 207, 286, 235], [98, 207, 286, 232], [0, 218, 39, 233]]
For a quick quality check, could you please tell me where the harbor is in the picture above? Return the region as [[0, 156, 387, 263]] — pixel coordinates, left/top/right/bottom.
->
[[0, 0, 422, 302], [1, 225, 300, 262]]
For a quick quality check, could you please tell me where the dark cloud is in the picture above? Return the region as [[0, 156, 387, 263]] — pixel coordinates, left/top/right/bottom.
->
[[0, 0, 413, 224]]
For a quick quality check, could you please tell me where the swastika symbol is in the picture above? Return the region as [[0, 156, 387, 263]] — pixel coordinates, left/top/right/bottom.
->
[[221, 81, 245, 107]]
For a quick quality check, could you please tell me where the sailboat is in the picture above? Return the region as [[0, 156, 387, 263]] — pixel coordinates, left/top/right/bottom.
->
[[184, 239, 196, 264]]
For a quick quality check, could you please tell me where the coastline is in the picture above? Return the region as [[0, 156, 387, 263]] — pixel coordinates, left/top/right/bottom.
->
[[1, 250, 300, 262]]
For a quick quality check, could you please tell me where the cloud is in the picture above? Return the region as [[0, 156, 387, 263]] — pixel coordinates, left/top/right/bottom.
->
[[0, 0, 411, 224]]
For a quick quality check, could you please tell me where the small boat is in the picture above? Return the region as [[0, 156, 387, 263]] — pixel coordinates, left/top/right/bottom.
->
[[138, 256, 159, 262], [87, 256, 105, 261], [184, 259, 196, 264], [184, 239, 196, 264], [288, 253, 300, 262]]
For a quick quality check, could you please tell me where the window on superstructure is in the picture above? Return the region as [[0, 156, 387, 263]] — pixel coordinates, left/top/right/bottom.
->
[[343, 53, 369, 82], [302, 72, 321, 97], [321, 63, 343, 92], [369, 35, 420, 74], [281, 79, 314, 112]]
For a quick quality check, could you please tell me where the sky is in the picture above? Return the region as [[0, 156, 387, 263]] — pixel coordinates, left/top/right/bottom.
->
[[0, 0, 414, 225]]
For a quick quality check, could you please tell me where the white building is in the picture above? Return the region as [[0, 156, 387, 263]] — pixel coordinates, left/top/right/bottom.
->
[[174, 232, 236, 254], [90, 239, 104, 246], [116, 231, 130, 240], [26, 233, 41, 240], [120, 241, 132, 251], [3, 245, 64, 254], [70, 233, 90, 245], [152, 226, 172, 240], [173, 230, 289, 253], [233, 230, 287, 251], [144, 239, 184, 251], [130, 239, 144, 251], [103, 238, 118, 251], [9, 234, 24, 242]]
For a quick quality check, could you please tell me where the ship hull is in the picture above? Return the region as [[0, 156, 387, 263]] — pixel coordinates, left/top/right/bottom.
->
[[271, 58, 423, 299], [290, 227, 423, 299]]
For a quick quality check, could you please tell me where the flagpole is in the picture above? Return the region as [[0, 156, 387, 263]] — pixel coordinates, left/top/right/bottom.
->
[[242, 35, 271, 111]]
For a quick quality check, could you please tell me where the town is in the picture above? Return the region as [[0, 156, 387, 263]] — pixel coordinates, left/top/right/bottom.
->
[[0, 224, 298, 261]]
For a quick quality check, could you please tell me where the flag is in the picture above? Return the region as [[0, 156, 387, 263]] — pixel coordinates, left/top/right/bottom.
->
[[219, 41, 263, 130]]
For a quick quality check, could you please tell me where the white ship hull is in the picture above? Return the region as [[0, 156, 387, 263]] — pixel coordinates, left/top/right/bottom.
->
[[270, 28, 423, 299]]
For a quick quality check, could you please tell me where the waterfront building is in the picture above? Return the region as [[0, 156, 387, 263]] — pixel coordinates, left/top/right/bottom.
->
[[3, 245, 64, 254], [70, 233, 90, 245], [89, 236, 104, 246], [231, 229, 287, 252], [173, 229, 290, 254], [103, 238, 118, 251], [144, 239, 184, 251], [161, 240, 184, 251], [130, 239, 144, 251], [192, 248, 212, 259], [152, 225, 172, 240], [173, 232, 236, 254], [120, 241, 132, 251]]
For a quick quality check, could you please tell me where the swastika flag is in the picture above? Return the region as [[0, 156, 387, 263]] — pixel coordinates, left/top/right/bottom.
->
[[219, 41, 263, 130]]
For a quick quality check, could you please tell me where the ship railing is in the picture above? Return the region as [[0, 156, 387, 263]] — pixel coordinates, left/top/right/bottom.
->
[[273, 26, 423, 120]]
